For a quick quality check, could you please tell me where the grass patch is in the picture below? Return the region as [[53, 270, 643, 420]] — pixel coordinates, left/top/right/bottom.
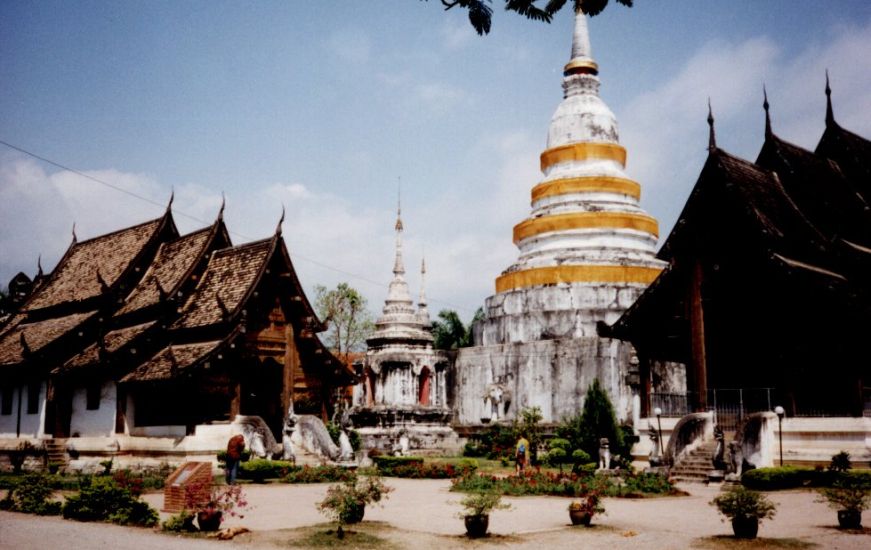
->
[[284, 522, 397, 549], [694, 536, 817, 549]]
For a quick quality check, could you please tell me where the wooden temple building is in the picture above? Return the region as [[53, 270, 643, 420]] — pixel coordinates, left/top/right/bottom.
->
[[603, 82, 871, 419], [0, 199, 349, 447]]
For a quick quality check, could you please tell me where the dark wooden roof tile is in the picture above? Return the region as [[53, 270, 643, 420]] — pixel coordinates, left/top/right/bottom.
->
[[121, 340, 221, 382]]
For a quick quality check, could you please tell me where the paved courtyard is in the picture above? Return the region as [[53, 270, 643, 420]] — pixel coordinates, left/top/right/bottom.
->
[[2, 480, 869, 549]]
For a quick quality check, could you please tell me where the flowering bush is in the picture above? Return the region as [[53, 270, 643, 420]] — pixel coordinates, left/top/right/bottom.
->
[[568, 490, 605, 515], [381, 460, 478, 479], [317, 476, 393, 538], [184, 480, 248, 521]]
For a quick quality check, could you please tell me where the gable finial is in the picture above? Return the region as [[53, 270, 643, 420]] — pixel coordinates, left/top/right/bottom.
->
[[275, 205, 285, 236], [37, 255, 43, 278], [20, 332, 31, 356], [825, 70, 835, 126], [763, 84, 772, 138], [218, 192, 226, 221], [71, 222, 77, 243], [707, 98, 717, 152], [167, 189, 174, 211]]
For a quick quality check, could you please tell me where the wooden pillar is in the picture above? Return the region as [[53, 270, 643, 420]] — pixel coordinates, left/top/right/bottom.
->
[[638, 349, 651, 418], [115, 384, 126, 434], [229, 382, 241, 420], [689, 260, 708, 412]]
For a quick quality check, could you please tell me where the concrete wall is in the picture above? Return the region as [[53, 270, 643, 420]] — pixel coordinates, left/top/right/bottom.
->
[[70, 381, 117, 437], [454, 336, 635, 424], [0, 381, 47, 438]]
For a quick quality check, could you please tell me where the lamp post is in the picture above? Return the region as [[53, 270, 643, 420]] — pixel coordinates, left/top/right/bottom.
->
[[654, 406, 663, 461], [774, 405, 785, 467]]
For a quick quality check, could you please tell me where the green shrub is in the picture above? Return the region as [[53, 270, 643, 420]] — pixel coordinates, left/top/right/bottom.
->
[[372, 456, 424, 475], [5, 472, 61, 515], [161, 511, 196, 532], [556, 379, 626, 463], [216, 449, 252, 465], [462, 441, 486, 457], [239, 459, 297, 483], [710, 487, 776, 521], [450, 469, 675, 498], [283, 465, 357, 484], [62, 476, 157, 526], [829, 451, 852, 472], [742, 466, 816, 490]]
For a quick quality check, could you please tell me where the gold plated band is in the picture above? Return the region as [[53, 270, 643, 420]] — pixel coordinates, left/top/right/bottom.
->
[[496, 265, 662, 293], [513, 212, 659, 243], [531, 176, 641, 202], [540, 142, 626, 171]]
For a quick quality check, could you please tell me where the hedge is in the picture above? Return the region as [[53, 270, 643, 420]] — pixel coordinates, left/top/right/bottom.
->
[[371, 456, 424, 476], [742, 466, 871, 490], [238, 459, 298, 483]]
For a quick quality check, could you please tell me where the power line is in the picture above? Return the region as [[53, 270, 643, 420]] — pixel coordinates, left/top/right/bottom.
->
[[0, 138, 474, 314]]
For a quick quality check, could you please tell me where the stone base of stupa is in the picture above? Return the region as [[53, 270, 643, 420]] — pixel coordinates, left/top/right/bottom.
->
[[349, 406, 461, 455]]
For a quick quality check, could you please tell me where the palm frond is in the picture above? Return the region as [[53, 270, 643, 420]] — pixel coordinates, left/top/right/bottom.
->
[[505, 0, 553, 23], [544, 0, 569, 16]]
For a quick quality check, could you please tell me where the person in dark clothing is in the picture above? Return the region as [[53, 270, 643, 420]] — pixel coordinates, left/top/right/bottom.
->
[[225, 434, 245, 485]]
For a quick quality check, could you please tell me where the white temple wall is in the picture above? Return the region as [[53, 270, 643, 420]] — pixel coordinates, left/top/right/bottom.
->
[[0, 381, 47, 438], [454, 337, 634, 425], [70, 381, 117, 437]]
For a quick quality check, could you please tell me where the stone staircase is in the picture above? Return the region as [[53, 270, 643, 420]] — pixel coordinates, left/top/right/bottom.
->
[[44, 439, 69, 471], [670, 440, 717, 483]]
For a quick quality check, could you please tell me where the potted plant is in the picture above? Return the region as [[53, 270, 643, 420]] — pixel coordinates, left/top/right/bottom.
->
[[818, 479, 870, 529], [568, 490, 605, 526], [710, 487, 776, 539], [317, 476, 392, 538], [457, 490, 511, 538], [184, 481, 248, 532]]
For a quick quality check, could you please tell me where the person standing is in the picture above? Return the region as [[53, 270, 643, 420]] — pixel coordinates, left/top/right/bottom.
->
[[515, 435, 529, 473], [225, 434, 245, 485]]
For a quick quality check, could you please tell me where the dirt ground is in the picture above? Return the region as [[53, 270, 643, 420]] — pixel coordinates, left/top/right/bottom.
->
[[2, 479, 869, 549]]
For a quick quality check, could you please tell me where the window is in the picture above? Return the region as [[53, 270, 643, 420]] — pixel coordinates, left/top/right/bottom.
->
[[1, 386, 12, 415], [26, 382, 40, 414], [86, 382, 101, 410]]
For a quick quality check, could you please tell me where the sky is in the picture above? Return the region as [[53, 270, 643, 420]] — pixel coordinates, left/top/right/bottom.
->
[[1, 1, 870, 321]]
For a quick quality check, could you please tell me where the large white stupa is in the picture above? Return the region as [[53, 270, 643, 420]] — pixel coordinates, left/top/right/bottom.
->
[[455, 12, 665, 424]]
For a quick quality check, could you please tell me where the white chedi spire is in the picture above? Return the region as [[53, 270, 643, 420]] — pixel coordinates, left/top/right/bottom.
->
[[417, 257, 431, 327], [370, 197, 433, 343], [493, 9, 664, 306]]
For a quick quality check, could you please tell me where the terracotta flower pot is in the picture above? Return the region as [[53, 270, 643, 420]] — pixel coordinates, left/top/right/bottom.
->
[[464, 514, 489, 538], [197, 509, 223, 532], [569, 509, 593, 526], [837, 509, 862, 529], [731, 516, 758, 539]]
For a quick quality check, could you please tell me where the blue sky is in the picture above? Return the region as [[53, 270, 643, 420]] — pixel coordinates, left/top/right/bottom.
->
[[2, 1, 870, 319]]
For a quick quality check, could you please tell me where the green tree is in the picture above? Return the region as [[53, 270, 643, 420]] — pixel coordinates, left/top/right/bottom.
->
[[427, 0, 634, 36], [513, 406, 544, 463], [431, 307, 484, 349], [557, 378, 624, 463], [314, 283, 375, 357]]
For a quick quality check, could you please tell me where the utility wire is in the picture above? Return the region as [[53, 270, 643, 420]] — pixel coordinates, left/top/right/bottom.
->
[[0, 138, 473, 314]]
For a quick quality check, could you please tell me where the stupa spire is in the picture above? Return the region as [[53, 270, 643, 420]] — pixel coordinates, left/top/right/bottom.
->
[[565, 11, 598, 76], [393, 189, 404, 276], [417, 256, 431, 326]]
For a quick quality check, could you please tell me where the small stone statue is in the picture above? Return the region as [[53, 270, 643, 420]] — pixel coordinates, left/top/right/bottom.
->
[[727, 440, 743, 479], [712, 425, 727, 471], [598, 438, 611, 470]]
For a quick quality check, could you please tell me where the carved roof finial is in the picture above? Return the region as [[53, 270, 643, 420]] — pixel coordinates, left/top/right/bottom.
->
[[275, 205, 285, 237], [707, 98, 717, 152], [20, 332, 31, 356], [96, 269, 109, 293], [167, 189, 174, 211], [71, 222, 77, 244], [218, 192, 226, 221], [763, 84, 772, 138], [825, 69, 835, 126], [36, 255, 43, 278], [395, 179, 403, 232]]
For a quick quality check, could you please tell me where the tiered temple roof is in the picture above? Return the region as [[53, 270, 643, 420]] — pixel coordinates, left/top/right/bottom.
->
[[604, 85, 871, 416]]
